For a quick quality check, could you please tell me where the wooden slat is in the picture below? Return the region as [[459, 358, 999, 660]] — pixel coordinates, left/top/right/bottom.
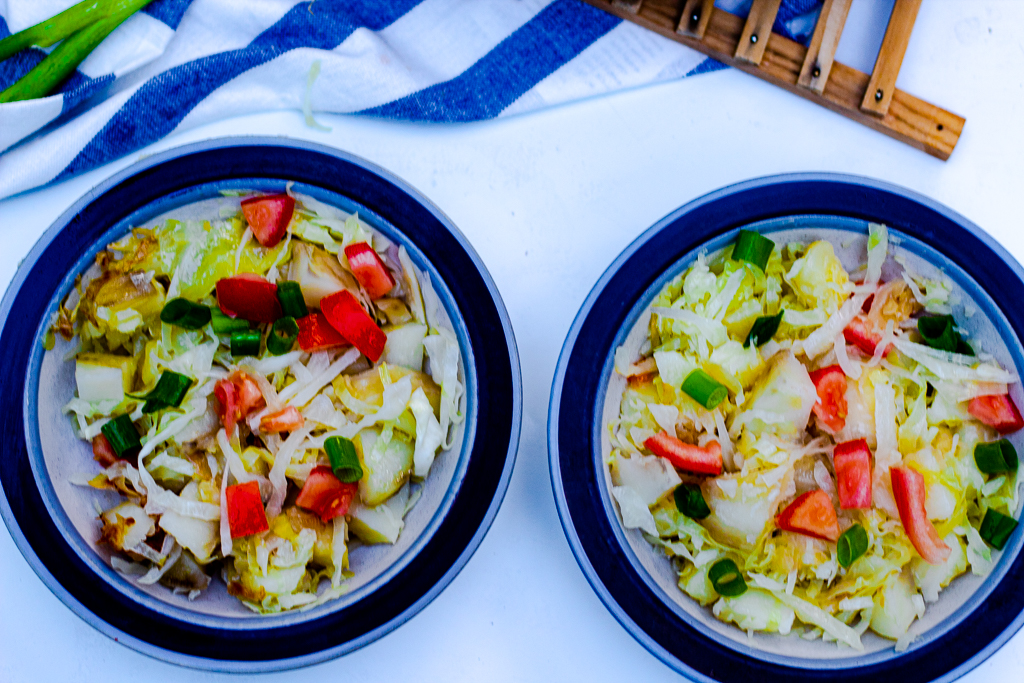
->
[[578, 0, 963, 160], [860, 0, 923, 117], [676, 0, 715, 39], [734, 0, 783, 65], [611, 0, 644, 13], [797, 0, 853, 93]]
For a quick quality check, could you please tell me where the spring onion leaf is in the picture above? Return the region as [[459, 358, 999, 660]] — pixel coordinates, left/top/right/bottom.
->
[[267, 316, 299, 356], [100, 414, 140, 459], [979, 509, 1018, 550], [0, 0, 147, 61], [732, 230, 775, 272], [211, 308, 249, 334], [276, 281, 308, 319], [139, 371, 193, 414], [325, 436, 363, 483], [709, 559, 747, 597], [745, 310, 784, 348], [681, 369, 728, 410], [674, 483, 710, 519], [230, 330, 261, 357], [975, 439, 1019, 475], [160, 298, 212, 330], [837, 524, 868, 567]]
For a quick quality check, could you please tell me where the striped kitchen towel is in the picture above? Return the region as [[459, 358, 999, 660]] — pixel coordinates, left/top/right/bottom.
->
[[0, 0, 821, 200]]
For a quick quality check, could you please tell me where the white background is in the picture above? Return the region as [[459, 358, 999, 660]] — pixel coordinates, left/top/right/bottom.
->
[[2, 1, 1024, 680]]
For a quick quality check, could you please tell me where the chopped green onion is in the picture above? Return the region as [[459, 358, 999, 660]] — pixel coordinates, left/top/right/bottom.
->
[[708, 559, 747, 597], [325, 436, 363, 483], [160, 298, 211, 330], [267, 316, 299, 355], [0, 0, 143, 60], [140, 371, 193, 414], [681, 369, 728, 410], [956, 338, 975, 356], [745, 310, 784, 348], [277, 281, 308, 319], [979, 509, 1018, 550], [211, 308, 249, 334], [101, 414, 141, 459], [674, 483, 710, 519], [837, 524, 869, 568], [230, 330, 261, 357], [918, 315, 964, 353], [732, 230, 775, 272], [975, 439, 1019, 475]]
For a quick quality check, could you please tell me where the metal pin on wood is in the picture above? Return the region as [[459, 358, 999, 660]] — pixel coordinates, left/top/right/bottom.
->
[[750, 33, 758, 43], [875, 89, 884, 102]]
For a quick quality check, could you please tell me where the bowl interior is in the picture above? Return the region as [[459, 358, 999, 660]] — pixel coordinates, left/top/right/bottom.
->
[[26, 181, 474, 625], [597, 215, 1024, 666]]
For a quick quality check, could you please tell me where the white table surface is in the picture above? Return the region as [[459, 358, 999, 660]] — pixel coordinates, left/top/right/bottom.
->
[[3, 1, 1024, 680]]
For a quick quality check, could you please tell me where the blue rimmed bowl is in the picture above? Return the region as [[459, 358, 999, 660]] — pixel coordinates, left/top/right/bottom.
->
[[549, 174, 1024, 682], [0, 138, 521, 671]]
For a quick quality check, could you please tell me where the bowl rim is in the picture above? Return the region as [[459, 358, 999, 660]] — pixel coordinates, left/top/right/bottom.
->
[[548, 172, 1024, 683], [0, 136, 522, 672]]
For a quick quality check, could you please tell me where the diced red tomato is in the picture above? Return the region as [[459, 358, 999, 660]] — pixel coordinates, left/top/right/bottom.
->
[[241, 194, 295, 248], [344, 242, 395, 299], [296, 312, 348, 351], [226, 480, 269, 538], [775, 489, 840, 542], [215, 371, 266, 433], [92, 434, 119, 468], [891, 466, 951, 564], [320, 289, 387, 363], [809, 364, 848, 433], [643, 431, 722, 475], [968, 394, 1024, 434], [296, 466, 358, 523], [260, 406, 304, 434], [844, 315, 883, 356], [832, 439, 872, 509], [216, 274, 282, 323]]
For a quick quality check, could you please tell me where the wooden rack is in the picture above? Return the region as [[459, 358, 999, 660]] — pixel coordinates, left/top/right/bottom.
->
[[590, 0, 963, 160]]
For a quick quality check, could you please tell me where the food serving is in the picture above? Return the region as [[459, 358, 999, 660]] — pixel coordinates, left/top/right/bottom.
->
[[609, 225, 1022, 650], [51, 189, 464, 614]]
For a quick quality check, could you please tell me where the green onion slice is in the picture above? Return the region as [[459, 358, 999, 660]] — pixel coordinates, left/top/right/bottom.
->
[[975, 439, 1019, 475], [732, 230, 775, 272], [231, 330, 261, 357], [674, 483, 711, 519], [979, 509, 1019, 550], [277, 281, 309, 319], [837, 524, 869, 568], [140, 371, 193, 414], [745, 310, 784, 348], [267, 316, 299, 356], [681, 369, 728, 410], [918, 315, 963, 354], [100, 414, 141, 459], [956, 338, 975, 357], [160, 298, 211, 330], [211, 307, 249, 334], [708, 559, 747, 597], [325, 436, 363, 483]]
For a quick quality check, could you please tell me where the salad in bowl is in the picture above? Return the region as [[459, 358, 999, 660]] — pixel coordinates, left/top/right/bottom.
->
[[50, 188, 464, 614], [608, 224, 1022, 650]]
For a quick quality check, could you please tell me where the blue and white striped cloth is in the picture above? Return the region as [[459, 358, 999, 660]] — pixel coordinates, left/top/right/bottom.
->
[[0, 0, 821, 200]]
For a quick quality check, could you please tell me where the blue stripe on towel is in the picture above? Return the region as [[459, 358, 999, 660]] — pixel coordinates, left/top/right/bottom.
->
[[56, 0, 424, 182], [360, 0, 620, 123], [143, 0, 197, 30]]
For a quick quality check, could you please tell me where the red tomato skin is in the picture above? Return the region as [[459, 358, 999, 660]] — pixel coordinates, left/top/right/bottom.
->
[[215, 371, 266, 433], [320, 289, 387, 363], [775, 490, 841, 542], [216, 274, 282, 323], [215, 378, 240, 433], [296, 312, 348, 351], [260, 406, 305, 434], [226, 481, 269, 538], [833, 439, 872, 509], [295, 466, 358, 522], [92, 434, 119, 468], [891, 466, 951, 565], [968, 394, 1024, 434], [344, 242, 395, 299], [241, 194, 295, 248], [809, 364, 848, 433], [643, 431, 723, 475], [843, 315, 883, 355]]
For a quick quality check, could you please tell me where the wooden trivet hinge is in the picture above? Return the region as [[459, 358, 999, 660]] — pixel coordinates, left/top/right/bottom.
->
[[595, 0, 963, 160]]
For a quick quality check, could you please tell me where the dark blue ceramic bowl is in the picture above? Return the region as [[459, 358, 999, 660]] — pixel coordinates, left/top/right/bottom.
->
[[0, 138, 520, 671], [549, 174, 1024, 682]]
